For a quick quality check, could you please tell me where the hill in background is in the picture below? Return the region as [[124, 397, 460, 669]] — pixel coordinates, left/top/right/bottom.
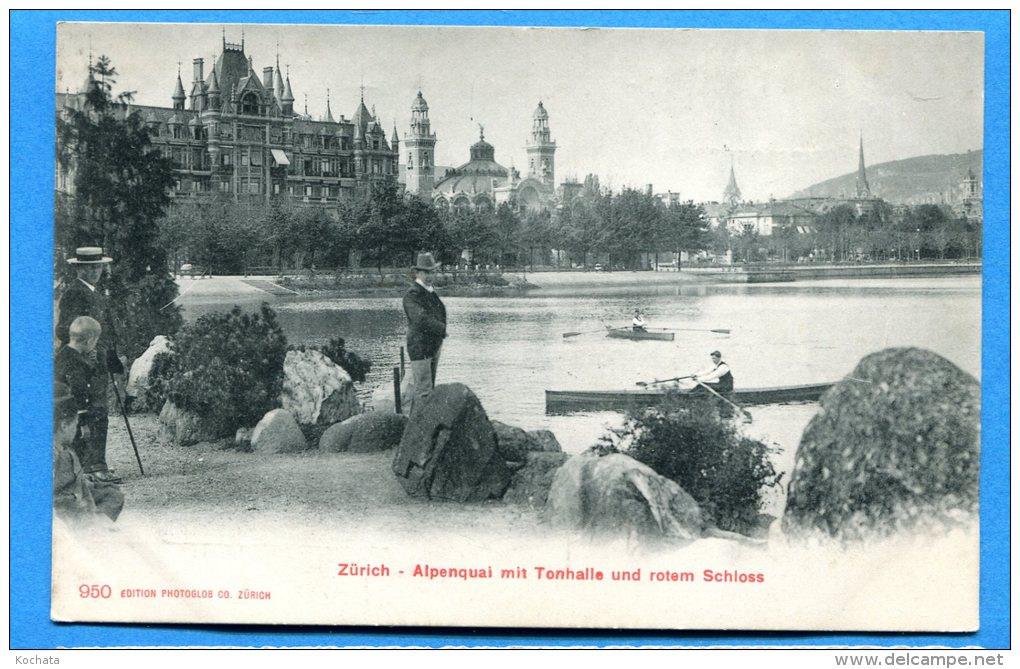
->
[[790, 150, 982, 205]]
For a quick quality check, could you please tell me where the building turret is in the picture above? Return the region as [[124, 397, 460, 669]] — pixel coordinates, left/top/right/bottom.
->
[[324, 89, 335, 123], [172, 69, 186, 110], [207, 66, 221, 111], [281, 70, 295, 116], [274, 54, 285, 103], [405, 90, 437, 197], [526, 101, 556, 187], [391, 122, 399, 152]]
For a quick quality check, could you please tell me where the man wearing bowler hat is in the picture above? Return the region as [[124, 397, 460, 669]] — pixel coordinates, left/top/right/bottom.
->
[[403, 252, 447, 416], [55, 246, 124, 483]]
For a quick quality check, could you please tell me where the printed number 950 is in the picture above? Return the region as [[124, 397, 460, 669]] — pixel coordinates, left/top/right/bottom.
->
[[79, 584, 112, 599]]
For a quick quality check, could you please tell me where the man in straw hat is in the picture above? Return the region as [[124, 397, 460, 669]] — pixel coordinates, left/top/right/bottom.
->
[[402, 252, 447, 415], [55, 246, 124, 484]]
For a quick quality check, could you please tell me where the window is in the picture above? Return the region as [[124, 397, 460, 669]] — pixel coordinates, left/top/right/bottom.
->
[[240, 93, 259, 115], [172, 125, 183, 139], [305, 185, 313, 197], [248, 181, 260, 194], [250, 151, 262, 166], [219, 181, 230, 192], [240, 152, 249, 167], [273, 183, 281, 195], [288, 185, 295, 195], [321, 159, 330, 175], [408, 152, 413, 165]]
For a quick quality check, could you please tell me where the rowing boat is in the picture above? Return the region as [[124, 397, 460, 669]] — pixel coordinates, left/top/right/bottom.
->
[[606, 328, 675, 341], [545, 382, 834, 414]]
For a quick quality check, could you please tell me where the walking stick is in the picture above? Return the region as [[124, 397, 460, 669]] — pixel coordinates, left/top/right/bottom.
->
[[695, 380, 753, 423], [109, 372, 144, 475]]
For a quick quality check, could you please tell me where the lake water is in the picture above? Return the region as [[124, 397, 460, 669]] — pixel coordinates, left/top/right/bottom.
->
[[181, 274, 981, 470]]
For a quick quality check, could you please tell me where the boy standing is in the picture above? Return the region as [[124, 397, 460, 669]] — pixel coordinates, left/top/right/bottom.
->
[[54, 316, 121, 483]]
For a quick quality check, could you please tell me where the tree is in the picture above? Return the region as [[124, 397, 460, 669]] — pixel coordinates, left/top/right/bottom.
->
[[520, 209, 554, 269], [56, 55, 181, 358], [492, 202, 521, 266], [662, 201, 710, 267]]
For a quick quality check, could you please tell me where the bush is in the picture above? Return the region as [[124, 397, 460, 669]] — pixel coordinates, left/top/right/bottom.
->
[[598, 392, 782, 536], [316, 337, 372, 383], [149, 304, 288, 436]]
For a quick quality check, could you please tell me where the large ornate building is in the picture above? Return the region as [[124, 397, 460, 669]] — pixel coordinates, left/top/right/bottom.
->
[[402, 92, 560, 213], [57, 35, 399, 207]]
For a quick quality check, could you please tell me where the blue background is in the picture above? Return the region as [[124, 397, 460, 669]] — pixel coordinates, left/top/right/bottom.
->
[[11, 10, 1009, 649]]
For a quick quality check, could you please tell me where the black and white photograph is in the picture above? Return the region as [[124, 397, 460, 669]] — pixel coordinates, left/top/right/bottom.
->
[[50, 20, 983, 631]]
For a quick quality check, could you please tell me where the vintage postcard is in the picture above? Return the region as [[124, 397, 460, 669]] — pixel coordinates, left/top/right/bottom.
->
[[49, 21, 984, 631]]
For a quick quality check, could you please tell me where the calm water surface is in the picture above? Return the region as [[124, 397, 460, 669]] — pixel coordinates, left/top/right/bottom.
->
[[182, 275, 981, 466]]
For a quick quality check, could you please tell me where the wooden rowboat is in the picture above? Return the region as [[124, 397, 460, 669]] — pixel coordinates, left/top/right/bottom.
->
[[606, 328, 675, 341], [545, 382, 834, 414]]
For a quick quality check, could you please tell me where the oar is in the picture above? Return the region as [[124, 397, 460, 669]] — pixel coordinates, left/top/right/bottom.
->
[[646, 327, 731, 334], [635, 375, 693, 388], [562, 326, 626, 338], [695, 380, 753, 423]]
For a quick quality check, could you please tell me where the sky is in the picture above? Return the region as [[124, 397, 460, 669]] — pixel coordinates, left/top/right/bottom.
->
[[56, 22, 984, 202]]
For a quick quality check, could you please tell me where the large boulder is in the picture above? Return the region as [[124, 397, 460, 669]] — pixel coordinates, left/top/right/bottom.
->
[[281, 349, 360, 427], [492, 421, 564, 462], [320, 412, 408, 453], [527, 429, 563, 453], [125, 335, 171, 409], [251, 409, 308, 454], [545, 453, 707, 541], [370, 373, 413, 414], [782, 347, 980, 541], [158, 401, 216, 447], [492, 420, 536, 462], [503, 452, 570, 508], [392, 383, 512, 502]]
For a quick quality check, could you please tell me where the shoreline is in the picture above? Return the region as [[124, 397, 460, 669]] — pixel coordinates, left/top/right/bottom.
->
[[172, 263, 981, 300]]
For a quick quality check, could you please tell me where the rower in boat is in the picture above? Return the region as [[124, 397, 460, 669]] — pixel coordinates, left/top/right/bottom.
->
[[632, 310, 647, 332], [691, 350, 734, 395]]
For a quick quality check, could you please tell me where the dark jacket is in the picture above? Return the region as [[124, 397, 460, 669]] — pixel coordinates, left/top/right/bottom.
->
[[54, 345, 106, 414], [55, 279, 121, 373], [403, 282, 447, 361]]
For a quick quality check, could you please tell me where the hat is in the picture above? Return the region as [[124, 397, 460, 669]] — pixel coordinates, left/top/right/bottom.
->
[[413, 252, 441, 272], [67, 246, 112, 265], [710, 350, 722, 358]]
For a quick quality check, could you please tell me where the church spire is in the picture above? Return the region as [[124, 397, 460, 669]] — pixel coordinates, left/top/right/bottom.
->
[[723, 158, 741, 205], [855, 132, 872, 199]]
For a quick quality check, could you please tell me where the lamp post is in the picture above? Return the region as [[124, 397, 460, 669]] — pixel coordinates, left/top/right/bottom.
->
[[915, 227, 921, 261]]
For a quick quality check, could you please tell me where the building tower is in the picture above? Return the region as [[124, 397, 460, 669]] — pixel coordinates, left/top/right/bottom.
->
[[405, 90, 437, 197], [855, 133, 872, 199], [723, 160, 741, 206], [171, 67, 186, 111], [526, 101, 556, 188]]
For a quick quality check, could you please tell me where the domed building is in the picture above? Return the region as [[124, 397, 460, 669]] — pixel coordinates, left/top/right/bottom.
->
[[403, 94, 559, 213]]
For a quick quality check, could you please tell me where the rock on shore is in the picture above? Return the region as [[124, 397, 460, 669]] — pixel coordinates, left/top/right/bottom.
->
[[281, 349, 360, 426], [545, 453, 707, 542], [392, 383, 511, 502], [782, 347, 980, 541]]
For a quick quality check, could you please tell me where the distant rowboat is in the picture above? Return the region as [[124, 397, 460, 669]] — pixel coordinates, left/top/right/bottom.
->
[[545, 382, 834, 414], [606, 328, 675, 341]]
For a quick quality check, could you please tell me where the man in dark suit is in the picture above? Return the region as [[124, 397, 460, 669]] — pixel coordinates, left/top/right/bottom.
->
[[402, 252, 447, 416], [55, 247, 124, 483]]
